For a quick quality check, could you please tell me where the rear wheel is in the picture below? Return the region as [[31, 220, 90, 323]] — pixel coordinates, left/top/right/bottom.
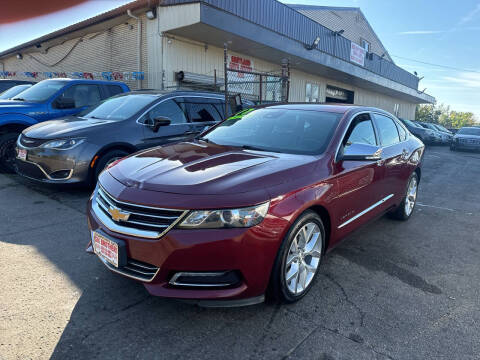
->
[[269, 211, 325, 303], [0, 132, 20, 173], [389, 172, 418, 221], [93, 149, 129, 182]]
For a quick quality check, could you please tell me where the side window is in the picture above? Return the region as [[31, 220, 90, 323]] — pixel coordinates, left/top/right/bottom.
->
[[60, 84, 102, 108], [374, 114, 400, 146], [396, 121, 408, 141], [344, 114, 377, 147], [185, 97, 223, 123], [141, 99, 187, 125], [105, 85, 123, 98]]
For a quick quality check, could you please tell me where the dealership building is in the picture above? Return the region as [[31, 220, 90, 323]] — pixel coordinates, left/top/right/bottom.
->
[[0, 0, 434, 119]]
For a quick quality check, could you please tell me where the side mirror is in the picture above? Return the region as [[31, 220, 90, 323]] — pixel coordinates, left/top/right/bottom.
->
[[340, 143, 382, 161], [54, 97, 75, 109], [150, 116, 171, 132]]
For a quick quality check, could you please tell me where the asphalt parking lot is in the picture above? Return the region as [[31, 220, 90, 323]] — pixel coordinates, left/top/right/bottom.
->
[[1, 145, 480, 360]]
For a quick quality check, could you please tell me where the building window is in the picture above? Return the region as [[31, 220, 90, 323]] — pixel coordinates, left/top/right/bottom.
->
[[361, 39, 370, 53], [305, 83, 320, 102], [394, 103, 400, 116]]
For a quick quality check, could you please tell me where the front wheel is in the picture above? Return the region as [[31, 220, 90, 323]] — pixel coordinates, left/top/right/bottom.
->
[[269, 211, 325, 303], [0, 132, 20, 173], [389, 172, 419, 221], [92, 149, 129, 182]]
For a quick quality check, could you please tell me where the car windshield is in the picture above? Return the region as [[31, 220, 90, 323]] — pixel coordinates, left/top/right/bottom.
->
[[458, 128, 480, 136], [82, 94, 156, 121], [403, 119, 419, 128], [12, 80, 67, 102], [0, 84, 31, 99], [201, 108, 340, 155]]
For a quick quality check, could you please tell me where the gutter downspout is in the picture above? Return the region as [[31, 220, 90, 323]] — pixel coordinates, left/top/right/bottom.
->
[[127, 9, 142, 89]]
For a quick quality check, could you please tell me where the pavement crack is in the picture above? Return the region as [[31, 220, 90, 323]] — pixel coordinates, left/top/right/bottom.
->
[[324, 273, 366, 327]]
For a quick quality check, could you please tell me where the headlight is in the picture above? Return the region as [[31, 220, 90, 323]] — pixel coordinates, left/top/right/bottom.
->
[[178, 202, 270, 229], [42, 138, 85, 150]]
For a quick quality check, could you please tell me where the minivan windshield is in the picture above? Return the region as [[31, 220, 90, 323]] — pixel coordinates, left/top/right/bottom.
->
[[12, 80, 67, 102], [201, 108, 340, 155], [457, 127, 480, 136], [82, 94, 157, 121]]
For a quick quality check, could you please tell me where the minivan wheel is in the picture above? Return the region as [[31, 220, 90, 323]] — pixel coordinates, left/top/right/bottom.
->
[[93, 149, 129, 181], [0, 132, 20, 173], [389, 172, 419, 221], [269, 211, 325, 303]]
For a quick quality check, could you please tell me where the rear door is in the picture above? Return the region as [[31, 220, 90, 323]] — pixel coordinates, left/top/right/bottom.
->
[[139, 97, 191, 149], [333, 112, 385, 237], [183, 97, 224, 135], [372, 113, 406, 202]]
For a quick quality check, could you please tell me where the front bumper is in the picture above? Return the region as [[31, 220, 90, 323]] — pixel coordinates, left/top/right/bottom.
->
[[453, 140, 480, 151], [86, 192, 289, 302], [15, 142, 95, 183]]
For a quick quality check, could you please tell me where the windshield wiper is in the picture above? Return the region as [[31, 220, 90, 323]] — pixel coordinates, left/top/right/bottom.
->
[[12, 97, 25, 101], [241, 145, 267, 152], [197, 137, 216, 144]]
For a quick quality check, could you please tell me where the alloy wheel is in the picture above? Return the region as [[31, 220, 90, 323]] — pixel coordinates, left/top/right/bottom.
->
[[405, 176, 418, 216], [284, 222, 322, 295]]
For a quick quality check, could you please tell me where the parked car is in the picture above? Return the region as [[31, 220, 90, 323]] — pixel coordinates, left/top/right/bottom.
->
[[398, 118, 436, 144], [417, 122, 444, 144], [15, 90, 253, 184], [432, 123, 453, 142], [0, 79, 35, 93], [0, 84, 33, 100], [0, 78, 129, 172], [450, 126, 480, 152], [86, 104, 424, 306]]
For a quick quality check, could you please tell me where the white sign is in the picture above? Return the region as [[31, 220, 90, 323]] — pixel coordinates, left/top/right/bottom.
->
[[350, 42, 366, 67], [228, 55, 255, 95]]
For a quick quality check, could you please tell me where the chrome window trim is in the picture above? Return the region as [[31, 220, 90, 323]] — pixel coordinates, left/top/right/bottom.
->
[[169, 272, 233, 287], [334, 110, 373, 163], [338, 194, 394, 229], [135, 94, 226, 126]]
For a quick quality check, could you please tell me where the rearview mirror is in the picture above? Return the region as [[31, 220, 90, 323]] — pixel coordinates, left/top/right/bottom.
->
[[54, 97, 75, 109], [340, 143, 382, 161], [150, 116, 171, 132]]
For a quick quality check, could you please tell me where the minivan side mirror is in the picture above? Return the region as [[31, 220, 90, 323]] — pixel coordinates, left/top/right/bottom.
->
[[54, 97, 76, 109], [150, 116, 171, 132], [340, 143, 382, 161]]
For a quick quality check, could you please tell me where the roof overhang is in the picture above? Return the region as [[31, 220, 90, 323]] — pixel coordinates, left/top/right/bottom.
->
[[164, 3, 434, 104]]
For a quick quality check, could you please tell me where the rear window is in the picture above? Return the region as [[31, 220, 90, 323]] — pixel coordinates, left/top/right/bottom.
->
[[105, 85, 124, 97], [202, 108, 340, 155]]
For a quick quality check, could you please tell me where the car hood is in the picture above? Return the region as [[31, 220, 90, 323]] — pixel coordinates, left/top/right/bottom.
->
[[0, 101, 42, 112], [24, 116, 118, 139], [107, 141, 318, 195]]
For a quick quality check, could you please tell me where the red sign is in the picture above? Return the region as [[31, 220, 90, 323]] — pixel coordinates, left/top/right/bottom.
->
[[350, 42, 366, 67], [229, 56, 252, 78]]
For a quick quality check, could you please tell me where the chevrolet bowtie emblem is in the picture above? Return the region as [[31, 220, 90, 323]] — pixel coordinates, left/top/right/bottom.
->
[[108, 206, 130, 222]]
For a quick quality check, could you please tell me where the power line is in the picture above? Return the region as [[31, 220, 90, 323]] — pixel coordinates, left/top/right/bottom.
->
[[392, 54, 480, 74]]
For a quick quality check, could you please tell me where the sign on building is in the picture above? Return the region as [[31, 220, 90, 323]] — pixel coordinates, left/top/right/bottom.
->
[[227, 55, 255, 95], [350, 42, 366, 67]]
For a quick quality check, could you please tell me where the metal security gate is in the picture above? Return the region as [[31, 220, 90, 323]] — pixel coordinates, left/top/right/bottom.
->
[[223, 44, 289, 118]]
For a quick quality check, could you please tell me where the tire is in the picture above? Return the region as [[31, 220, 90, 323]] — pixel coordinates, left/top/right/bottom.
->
[[388, 172, 419, 221], [268, 210, 325, 303], [0, 132, 20, 173], [93, 149, 129, 181]]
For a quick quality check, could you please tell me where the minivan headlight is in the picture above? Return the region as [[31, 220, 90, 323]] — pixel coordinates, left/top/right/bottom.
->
[[178, 202, 270, 229], [42, 138, 85, 150]]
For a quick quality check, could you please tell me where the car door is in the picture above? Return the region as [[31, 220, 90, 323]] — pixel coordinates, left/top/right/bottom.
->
[[372, 113, 406, 202], [139, 97, 191, 149], [184, 97, 224, 135], [50, 84, 102, 119], [333, 112, 385, 236]]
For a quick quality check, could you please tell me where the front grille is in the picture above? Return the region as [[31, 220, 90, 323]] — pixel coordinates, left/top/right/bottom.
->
[[101, 257, 159, 282], [15, 159, 47, 180], [19, 135, 48, 148], [95, 186, 187, 238]]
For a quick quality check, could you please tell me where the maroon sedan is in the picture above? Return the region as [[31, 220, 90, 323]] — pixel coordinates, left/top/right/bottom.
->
[[86, 104, 424, 306]]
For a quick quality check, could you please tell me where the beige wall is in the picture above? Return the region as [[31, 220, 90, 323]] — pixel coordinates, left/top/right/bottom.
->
[[1, 15, 148, 89]]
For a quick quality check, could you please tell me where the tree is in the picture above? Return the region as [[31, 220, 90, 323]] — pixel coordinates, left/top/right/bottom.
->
[[415, 103, 477, 128]]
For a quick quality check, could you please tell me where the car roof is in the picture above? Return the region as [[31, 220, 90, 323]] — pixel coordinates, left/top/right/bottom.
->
[[40, 78, 126, 85], [253, 103, 389, 115], [130, 89, 229, 97]]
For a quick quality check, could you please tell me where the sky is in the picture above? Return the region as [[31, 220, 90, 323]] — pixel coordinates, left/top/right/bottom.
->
[[1, 0, 479, 119]]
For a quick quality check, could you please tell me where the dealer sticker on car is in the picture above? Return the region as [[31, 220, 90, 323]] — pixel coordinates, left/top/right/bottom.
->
[[17, 149, 27, 161], [92, 232, 119, 267]]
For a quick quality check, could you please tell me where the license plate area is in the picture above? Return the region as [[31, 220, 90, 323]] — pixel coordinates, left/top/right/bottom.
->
[[92, 231, 127, 268], [17, 149, 27, 161]]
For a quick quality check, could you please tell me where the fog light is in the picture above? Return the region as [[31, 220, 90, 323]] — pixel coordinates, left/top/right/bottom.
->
[[49, 169, 71, 179], [169, 271, 241, 288]]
